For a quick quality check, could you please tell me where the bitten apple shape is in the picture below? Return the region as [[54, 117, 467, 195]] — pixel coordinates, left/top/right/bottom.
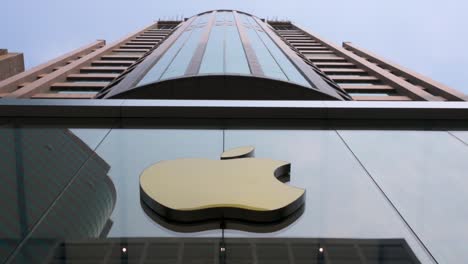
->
[[140, 146, 305, 223]]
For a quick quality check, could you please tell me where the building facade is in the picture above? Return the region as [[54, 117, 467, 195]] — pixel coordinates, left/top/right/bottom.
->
[[0, 49, 24, 82], [0, 10, 465, 101], [1, 10, 468, 264]]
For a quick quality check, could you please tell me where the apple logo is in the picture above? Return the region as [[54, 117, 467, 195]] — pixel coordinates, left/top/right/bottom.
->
[[140, 146, 305, 225]]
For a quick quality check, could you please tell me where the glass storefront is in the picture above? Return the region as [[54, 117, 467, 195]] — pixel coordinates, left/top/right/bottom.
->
[[1, 125, 468, 263]]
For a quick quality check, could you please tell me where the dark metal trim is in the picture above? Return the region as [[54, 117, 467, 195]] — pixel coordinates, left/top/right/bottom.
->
[[1, 99, 468, 121], [233, 11, 264, 76], [192, 10, 260, 20], [185, 11, 217, 75], [105, 74, 341, 100]]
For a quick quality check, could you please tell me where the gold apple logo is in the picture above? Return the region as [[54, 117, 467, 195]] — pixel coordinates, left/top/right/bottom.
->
[[140, 146, 305, 224]]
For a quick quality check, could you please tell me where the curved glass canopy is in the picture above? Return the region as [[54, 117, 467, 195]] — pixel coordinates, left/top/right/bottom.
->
[[105, 10, 346, 100]]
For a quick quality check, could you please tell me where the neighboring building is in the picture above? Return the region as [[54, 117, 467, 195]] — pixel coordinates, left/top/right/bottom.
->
[[0, 49, 24, 82], [1, 10, 468, 264]]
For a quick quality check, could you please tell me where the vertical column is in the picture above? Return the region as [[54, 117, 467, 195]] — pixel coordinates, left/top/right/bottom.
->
[[185, 11, 217, 75], [0, 41, 104, 95], [233, 11, 264, 76]]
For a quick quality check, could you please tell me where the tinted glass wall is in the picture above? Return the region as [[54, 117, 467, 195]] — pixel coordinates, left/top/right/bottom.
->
[[2, 126, 468, 263]]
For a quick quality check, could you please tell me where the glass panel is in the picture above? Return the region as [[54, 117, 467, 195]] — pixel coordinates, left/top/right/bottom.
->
[[256, 29, 311, 87], [0, 127, 111, 263], [225, 12, 234, 22], [137, 30, 191, 86], [215, 11, 234, 23], [245, 27, 288, 81], [196, 12, 211, 24], [239, 13, 250, 24], [160, 27, 204, 80], [224, 130, 434, 263], [239, 13, 288, 81], [137, 13, 213, 86], [7, 126, 463, 263], [225, 26, 250, 74], [339, 130, 468, 264], [199, 26, 224, 74], [215, 12, 227, 22], [9, 145, 117, 263], [93, 129, 223, 238], [200, 18, 250, 75], [450, 131, 468, 145]]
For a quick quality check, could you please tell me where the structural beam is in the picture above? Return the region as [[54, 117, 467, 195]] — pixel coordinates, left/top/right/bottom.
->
[[5, 22, 158, 98], [233, 11, 264, 76], [343, 42, 467, 101], [295, 25, 442, 101], [0, 40, 104, 93]]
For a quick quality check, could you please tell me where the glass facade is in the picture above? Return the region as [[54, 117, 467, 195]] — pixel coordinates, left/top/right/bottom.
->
[[2, 123, 468, 263], [137, 10, 311, 88], [238, 13, 310, 87], [199, 12, 250, 75], [338, 130, 468, 264], [0, 128, 116, 263]]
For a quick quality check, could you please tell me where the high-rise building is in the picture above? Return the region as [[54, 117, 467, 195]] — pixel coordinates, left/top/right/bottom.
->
[[1, 9, 468, 264], [0, 10, 465, 101]]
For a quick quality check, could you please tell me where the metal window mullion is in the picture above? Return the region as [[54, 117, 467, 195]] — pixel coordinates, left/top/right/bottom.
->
[[253, 18, 312, 85], [250, 20, 290, 81], [185, 11, 217, 75], [255, 18, 346, 100], [223, 24, 227, 73], [160, 27, 198, 78], [102, 17, 196, 98], [233, 11, 264, 76]]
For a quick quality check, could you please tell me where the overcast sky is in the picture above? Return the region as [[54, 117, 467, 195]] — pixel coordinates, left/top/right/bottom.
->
[[2, 0, 467, 94]]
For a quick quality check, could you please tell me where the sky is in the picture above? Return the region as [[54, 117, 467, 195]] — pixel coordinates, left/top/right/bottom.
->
[[2, 0, 467, 94]]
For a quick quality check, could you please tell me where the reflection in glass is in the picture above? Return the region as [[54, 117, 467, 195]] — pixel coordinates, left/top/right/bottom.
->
[[238, 13, 310, 86], [224, 130, 434, 263], [94, 129, 223, 238], [1, 127, 456, 263], [256, 28, 310, 87], [199, 26, 224, 74], [138, 13, 213, 86], [450, 131, 468, 146], [339, 130, 468, 264], [245, 26, 288, 81], [200, 12, 249, 75], [138, 30, 192, 86], [0, 128, 115, 263], [161, 27, 204, 80], [44, 238, 421, 264], [225, 26, 250, 74]]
